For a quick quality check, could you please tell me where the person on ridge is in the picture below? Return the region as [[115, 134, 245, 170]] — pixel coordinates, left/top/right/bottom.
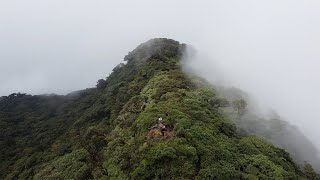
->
[[159, 121, 166, 136]]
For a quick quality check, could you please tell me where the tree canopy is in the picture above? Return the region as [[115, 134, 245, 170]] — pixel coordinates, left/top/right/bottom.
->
[[0, 38, 318, 179]]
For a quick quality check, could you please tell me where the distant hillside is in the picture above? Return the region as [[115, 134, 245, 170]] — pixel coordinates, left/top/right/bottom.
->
[[0, 38, 319, 179]]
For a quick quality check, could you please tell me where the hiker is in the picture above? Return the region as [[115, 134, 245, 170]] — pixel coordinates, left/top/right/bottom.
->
[[158, 117, 163, 122], [159, 122, 166, 136]]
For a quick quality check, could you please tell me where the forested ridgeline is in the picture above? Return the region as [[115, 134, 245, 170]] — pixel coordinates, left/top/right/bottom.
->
[[0, 38, 319, 179]]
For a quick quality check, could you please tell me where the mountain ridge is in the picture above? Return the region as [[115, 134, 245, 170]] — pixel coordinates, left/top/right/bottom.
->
[[0, 38, 319, 179]]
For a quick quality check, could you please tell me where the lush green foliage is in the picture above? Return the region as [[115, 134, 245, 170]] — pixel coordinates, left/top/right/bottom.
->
[[0, 38, 318, 179], [220, 87, 320, 172]]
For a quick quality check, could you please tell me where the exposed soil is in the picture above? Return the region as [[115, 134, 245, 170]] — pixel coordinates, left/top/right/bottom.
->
[[145, 127, 176, 139]]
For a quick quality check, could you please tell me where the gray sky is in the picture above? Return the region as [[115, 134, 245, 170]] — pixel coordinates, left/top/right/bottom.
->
[[1, 1, 320, 150]]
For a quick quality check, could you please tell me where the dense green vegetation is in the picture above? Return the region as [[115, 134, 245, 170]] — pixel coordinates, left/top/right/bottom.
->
[[218, 86, 320, 171], [0, 38, 319, 179]]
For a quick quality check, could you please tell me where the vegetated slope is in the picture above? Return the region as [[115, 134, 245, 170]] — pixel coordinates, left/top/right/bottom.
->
[[217, 86, 320, 171], [238, 114, 320, 170], [0, 38, 319, 179]]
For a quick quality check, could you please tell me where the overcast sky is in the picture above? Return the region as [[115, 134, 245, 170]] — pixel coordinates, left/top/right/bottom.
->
[[1, 1, 320, 150]]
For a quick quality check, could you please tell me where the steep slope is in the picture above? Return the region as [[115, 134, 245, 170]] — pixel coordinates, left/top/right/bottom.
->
[[0, 38, 319, 179], [236, 109, 320, 171], [216, 86, 320, 170]]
